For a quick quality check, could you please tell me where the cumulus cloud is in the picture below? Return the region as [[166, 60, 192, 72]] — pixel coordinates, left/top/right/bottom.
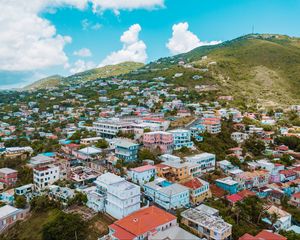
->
[[100, 24, 147, 66], [69, 59, 96, 74], [0, 0, 160, 72], [73, 48, 92, 57], [0, 0, 89, 71], [90, 0, 164, 15], [166, 22, 221, 55]]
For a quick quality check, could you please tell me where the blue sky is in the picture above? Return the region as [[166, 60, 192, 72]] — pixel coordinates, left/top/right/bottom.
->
[[0, 0, 300, 89]]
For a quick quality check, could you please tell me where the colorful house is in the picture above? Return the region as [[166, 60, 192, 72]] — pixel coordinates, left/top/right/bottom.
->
[[216, 177, 239, 194], [0, 168, 18, 187], [168, 129, 193, 150], [143, 131, 173, 154], [181, 178, 211, 204], [115, 139, 139, 162], [144, 178, 190, 210], [128, 165, 156, 185]]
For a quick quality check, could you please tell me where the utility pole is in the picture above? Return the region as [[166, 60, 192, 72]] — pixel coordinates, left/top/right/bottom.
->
[[252, 25, 254, 34]]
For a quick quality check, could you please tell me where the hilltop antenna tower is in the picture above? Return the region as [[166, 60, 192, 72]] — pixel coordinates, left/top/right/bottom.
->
[[252, 25, 254, 34]]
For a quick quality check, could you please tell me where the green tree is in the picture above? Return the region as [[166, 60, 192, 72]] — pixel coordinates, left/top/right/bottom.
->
[[95, 139, 109, 149], [42, 212, 87, 240], [14, 195, 27, 209]]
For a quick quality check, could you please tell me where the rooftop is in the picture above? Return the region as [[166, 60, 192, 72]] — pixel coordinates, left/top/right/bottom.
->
[[0, 167, 18, 174], [130, 165, 156, 173], [110, 206, 176, 237]]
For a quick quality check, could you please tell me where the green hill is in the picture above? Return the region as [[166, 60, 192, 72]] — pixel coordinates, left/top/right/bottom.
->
[[64, 61, 144, 83], [24, 61, 144, 90], [23, 75, 63, 90], [125, 34, 300, 108]]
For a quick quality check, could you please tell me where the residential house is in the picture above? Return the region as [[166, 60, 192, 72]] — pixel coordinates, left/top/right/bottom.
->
[[181, 204, 232, 240], [0, 205, 28, 233], [216, 177, 239, 194], [0, 168, 18, 187], [181, 178, 211, 204], [128, 165, 156, 185], [103, 206, 177, 240], [144, 177, 190, 210], [289, 192, 300, 207], [235, 170, 270, 190], [115, 139, 139, 162], [264, 205, 292, 231], [33, 165, 60, 191]]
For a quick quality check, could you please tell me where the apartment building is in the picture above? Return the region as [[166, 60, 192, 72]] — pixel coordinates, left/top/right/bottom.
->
[[168, 129, 193, 150], [91, 173, 140, 219], [93, 119, 133, 138], [201, 117, 221, 134], [143, 131, 173, 154], [184, 153, 216, 174], [33, 165, 60, 191], [216, 177, 239, 194], [181, 205, 232, 240]]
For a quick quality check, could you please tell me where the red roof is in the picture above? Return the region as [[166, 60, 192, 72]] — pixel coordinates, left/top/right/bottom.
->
[[292, 192, 300, 199], [210, 184, 226, 198], [227, 194, 243, 203], [279, 169, 297, 177], [182, 178, 203, 190], [239, 233, 257, 240], [110, 224, 135, 240], [237, 190, 256, 199], [255, 230, 287, 240], [131, 165, 156, 173], [110, 206, 176, 237], [239, 230, 287, 240]]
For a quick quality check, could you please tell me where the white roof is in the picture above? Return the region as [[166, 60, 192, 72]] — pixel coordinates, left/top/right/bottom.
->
[[0, 168, 17, 174], [95, 172, 124, 185], [78, 146, 102, 155], [0, 205, 19, 219]]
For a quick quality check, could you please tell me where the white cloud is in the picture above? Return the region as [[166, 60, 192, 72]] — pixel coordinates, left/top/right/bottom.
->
[[0, 0, 89, 71], [100, 24, 147, 66], [90, 0, 164, 15], [69, 59, 96, 74], [81, 18, 102, 31], [166, 22, 221, 55], [0, 0, 162, 72], [73, 48, 92, 57]]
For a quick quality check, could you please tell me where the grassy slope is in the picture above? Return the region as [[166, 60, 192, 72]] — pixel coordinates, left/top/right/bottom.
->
[[126, 34, 300, 107], [23, 61, 144, 90], [23, 75, 63, 90], [1, 210, 113, 240], [64, 61, 144, 83]]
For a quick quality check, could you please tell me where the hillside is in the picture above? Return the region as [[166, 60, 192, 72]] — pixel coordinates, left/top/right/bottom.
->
[[125, 34, 300, 108], [24, 62, 144, 90], [64, 61, 144, 83], [23, 75, 63, 90]]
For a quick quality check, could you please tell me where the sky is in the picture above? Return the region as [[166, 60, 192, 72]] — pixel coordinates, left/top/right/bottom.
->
[[0, 0, 300, 89]]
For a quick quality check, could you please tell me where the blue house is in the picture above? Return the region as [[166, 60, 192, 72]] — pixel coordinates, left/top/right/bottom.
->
[[215, 177, 238, 194], [115, 140, 139, 162]]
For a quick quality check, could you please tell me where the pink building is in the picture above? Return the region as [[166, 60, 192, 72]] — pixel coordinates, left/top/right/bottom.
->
[[0, 168, 18, 187], [143, 131, 173, 154]]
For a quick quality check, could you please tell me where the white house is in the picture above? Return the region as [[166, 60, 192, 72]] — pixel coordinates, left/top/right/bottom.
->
[[92, 173, 140, 219], [184, 153, 216, 173], [128, 165, 156, 185], [33, 165, 60, 191]]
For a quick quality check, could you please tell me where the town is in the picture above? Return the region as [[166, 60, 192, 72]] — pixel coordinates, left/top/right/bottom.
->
[[1, 72, 300, 240]]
